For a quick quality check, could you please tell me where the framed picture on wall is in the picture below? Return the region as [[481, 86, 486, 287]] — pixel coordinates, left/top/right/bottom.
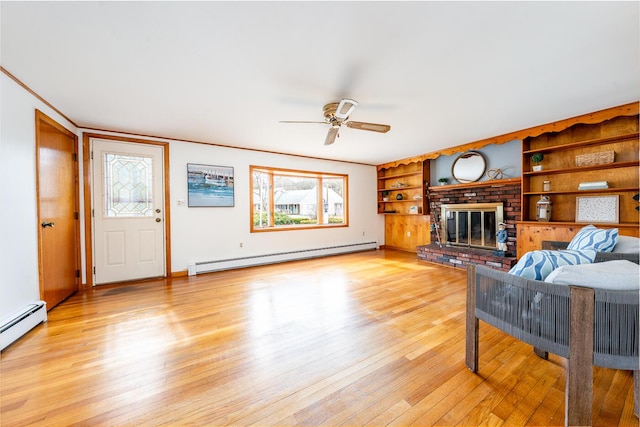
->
[[187, 163, 234, 207], [575, 195, 619, 223]]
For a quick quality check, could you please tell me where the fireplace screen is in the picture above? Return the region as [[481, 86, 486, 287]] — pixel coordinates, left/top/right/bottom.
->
[[441, 203, 504, 249]]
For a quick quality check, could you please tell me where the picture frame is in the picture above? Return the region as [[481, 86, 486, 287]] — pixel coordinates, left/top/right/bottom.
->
[[575, 195, 619, 223], [187, 163, 234, 207]]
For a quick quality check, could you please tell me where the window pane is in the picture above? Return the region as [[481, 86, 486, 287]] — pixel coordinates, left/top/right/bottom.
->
[[470, 211, 482, 246], [457, 212, 468, 244], [104, 153, 153, 217], [484, 211, 496, 246], [274, 175, 318, 226], [323, 178, 345, 224], [252, 170, 271, 228]]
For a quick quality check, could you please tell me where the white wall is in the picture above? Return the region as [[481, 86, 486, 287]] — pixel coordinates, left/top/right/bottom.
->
[[0, 73, 78, 318], [2, 69, 383, 320], [169, 140, 382, 272], [80, 131, 384, 274], [430, 140, 523, 184]]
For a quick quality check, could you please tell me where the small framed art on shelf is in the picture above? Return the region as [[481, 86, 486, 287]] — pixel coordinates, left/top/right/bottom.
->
[[575, 195, 619, 223]]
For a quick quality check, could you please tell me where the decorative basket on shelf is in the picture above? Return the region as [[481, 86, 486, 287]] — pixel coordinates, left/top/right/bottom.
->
[[575, 151, 614, 167]]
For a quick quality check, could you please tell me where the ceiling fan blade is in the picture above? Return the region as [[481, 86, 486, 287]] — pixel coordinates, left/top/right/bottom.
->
[[345, 121, 391, 133], [324, 126, 339, 145], [279, 120, 328, 124], [334, 99, 358, 119]]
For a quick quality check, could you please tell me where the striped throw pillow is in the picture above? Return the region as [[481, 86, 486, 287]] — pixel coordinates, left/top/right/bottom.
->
[[567, 225, 618, 252], [508, 249, 597, 281]]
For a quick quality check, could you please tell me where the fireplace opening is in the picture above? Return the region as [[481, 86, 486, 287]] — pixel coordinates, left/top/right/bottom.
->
[[441, 203, 504, 250]]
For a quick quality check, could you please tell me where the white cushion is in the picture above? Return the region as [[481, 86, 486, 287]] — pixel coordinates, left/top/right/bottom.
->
[[545, 260, 639, 290], [567, 225, 618, 252], [612, 235, 640, 254], [509, 249, 596, 281]]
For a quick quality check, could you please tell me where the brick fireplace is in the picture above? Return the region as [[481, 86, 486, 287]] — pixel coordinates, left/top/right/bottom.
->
[[417, 179, 521, 271]]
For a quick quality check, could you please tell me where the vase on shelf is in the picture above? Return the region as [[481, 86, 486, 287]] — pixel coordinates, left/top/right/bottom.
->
[[531, 153, 544, 172]]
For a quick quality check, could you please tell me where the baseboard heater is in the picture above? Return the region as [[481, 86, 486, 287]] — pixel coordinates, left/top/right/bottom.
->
[[0, 301, 47, 351], [191, 241, 379, 275]]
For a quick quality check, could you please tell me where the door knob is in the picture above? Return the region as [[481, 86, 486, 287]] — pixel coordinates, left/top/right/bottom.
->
[[41, 221, 55, 228], [155, 218, 161, 222]]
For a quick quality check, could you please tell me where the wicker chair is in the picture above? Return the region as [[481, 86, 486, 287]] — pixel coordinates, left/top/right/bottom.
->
[[466, 250, 639, 426]]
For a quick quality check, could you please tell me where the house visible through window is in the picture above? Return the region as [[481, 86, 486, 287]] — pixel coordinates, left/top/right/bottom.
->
[[251, 166, 348, 231]]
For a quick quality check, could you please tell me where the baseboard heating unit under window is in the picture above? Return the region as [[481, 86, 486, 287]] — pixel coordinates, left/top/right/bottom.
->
[[1, 301, 47, 351], [190, 241, 379, 275]]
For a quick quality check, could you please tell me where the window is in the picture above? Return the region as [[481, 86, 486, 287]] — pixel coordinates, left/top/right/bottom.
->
[[251, 166, 348, 231], [103, 152, 154, 217]]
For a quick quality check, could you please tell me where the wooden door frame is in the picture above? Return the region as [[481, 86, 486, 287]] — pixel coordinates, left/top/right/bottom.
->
[[82, 133, 171, 287], [35, 110, 82, 297]]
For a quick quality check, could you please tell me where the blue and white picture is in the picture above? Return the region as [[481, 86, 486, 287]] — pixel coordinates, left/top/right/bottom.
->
[[187, 163, 234, 207]]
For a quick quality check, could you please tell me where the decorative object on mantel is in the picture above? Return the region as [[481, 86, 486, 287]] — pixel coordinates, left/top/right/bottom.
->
[[451, 151, 486, 183], [438, 177, 449, 185], [543, 180, 551, 192], [486, 168, 504, 180], [396, 193, 404, 200], [381, 190, 390, 202], [575, 151, 614, 167], [536, 195, 552, 221], [531, 152, 544, 171], [390, 181, 406, 188]]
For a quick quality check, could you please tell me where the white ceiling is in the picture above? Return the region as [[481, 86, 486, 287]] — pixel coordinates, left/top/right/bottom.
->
[[2, 1, 638, 165]]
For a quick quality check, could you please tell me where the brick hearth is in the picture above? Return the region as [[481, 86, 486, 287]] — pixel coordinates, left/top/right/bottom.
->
[[417, 243, 517, 272], [418, 179, 521, 271]]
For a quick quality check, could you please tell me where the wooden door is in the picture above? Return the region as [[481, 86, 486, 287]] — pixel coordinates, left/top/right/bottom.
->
[[36, 111, 80, 310], [91, 139, 166, 284]]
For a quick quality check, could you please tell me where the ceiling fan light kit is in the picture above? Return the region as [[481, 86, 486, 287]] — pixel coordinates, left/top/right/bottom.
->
[[335, 99, 358, 119], [281, 98, 391, 146]]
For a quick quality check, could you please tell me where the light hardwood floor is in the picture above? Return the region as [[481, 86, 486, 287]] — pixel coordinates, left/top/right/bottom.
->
[[1, 249, 637, 426]]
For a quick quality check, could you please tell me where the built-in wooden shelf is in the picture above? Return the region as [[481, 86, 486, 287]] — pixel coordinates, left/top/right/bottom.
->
[[523, 160, 639, 176], [379, 172, 422, 181], [382, 213, 427, 216], [518, 113, 639, 257], [523, 186, 639, 196], [517, 221, 639, 227], [522, 132, 638, 155], [377, 160, 429, 216], [378, 185, 421, 193]]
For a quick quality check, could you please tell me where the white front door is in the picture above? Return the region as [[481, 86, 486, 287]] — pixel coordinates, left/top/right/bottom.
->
[[92, 139, 165, 284]]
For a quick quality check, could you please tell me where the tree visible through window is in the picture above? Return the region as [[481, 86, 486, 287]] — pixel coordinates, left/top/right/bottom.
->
[[251, 166, 348, 231]]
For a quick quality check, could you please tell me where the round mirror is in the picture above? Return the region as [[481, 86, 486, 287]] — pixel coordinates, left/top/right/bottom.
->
[[451, 151, 486, 183]]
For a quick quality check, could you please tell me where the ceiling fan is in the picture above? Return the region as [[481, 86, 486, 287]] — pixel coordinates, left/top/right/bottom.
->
[[280, 99, 391, 145]]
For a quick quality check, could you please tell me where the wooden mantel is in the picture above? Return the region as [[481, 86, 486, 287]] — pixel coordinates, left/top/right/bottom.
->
[[428, 178, 521, 192]]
